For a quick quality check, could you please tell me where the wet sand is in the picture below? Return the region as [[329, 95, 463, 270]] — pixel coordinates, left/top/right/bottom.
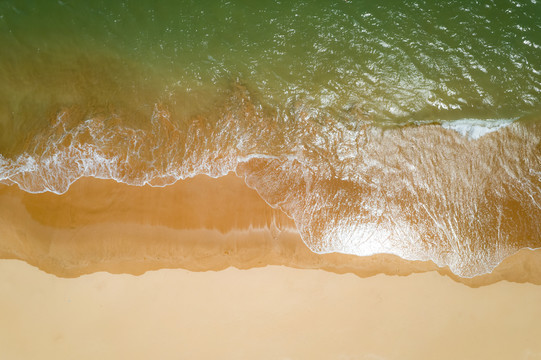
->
[[0, 174, 540, 286]]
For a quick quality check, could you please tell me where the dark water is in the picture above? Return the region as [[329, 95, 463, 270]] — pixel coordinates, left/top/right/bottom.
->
[[0, 0, 540, 276]]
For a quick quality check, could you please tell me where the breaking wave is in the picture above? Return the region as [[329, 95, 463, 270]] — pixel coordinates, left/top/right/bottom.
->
[[1, 87, 540, 277]]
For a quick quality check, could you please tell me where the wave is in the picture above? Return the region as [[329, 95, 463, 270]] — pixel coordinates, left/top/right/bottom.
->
[[440, 118, 517, 140], [1, 87, 540, 277]]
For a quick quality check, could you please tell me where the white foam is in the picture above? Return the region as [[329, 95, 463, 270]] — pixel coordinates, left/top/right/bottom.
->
[[441, 118, 516, 140], [1, 106, 539, 278]]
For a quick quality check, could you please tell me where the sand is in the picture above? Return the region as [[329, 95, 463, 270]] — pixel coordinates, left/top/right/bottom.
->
[[1, 174, 541, 359], [1, 261, 541, 360]]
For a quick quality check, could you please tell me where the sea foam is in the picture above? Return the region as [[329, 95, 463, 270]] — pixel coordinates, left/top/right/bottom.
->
[[0, 96, 540, 278], [440, 118, 516, 140]]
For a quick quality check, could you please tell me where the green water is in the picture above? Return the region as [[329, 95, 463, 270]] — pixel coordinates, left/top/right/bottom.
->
[[1, 0, 539, 125]]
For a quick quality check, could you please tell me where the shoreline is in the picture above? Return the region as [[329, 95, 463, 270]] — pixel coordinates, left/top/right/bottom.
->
[[1, 174, 540, 286]]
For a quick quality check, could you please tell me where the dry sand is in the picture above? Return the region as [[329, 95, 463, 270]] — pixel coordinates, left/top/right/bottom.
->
[[1, 261, 541, 360], [1, 174, 541, 359]]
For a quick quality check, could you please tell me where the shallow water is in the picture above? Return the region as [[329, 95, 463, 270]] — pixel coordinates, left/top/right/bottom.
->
[[0, 0, 540, 276]]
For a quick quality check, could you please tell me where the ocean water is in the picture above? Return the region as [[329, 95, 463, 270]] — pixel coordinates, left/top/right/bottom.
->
[[0, 0, 540, 277]]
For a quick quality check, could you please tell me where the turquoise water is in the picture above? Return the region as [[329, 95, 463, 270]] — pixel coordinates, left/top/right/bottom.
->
[[0, 0, 540, 276]]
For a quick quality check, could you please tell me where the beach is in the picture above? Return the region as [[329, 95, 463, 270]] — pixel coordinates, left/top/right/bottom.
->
[[2, 257, 541, 360], [1, 1, 540, 358]]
